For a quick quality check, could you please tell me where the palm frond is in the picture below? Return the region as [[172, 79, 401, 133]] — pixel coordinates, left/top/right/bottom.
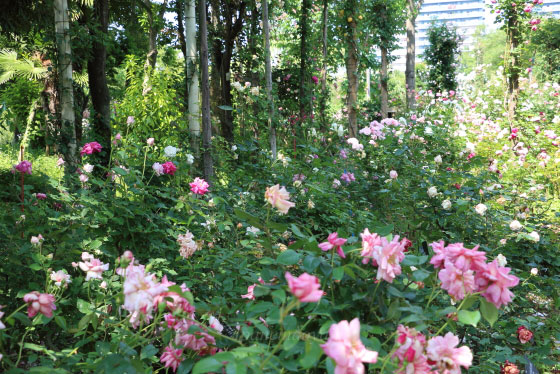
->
[[0, 49, 48, 85], [73, 70, 89, 89]]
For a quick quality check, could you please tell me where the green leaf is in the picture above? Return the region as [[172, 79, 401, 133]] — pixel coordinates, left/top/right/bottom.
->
[[218, 105, 234, 111], [479, 298, 499, 326], [277, 250, 301, 265], [77, 299, 92, 314], [458, 310, 481, 327], [333, 266, 344, 281], [141, 344, 158, 360], [299, 340, 323, 369]]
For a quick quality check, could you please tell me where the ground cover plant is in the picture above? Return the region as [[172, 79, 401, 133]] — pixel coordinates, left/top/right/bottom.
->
[[0, 0, 559, 373]]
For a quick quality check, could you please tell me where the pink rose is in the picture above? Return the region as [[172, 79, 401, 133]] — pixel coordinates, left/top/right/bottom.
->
[[285, 272, 323, 303], [321, 318, 378, 373], [162, 161, 177, 176], [265, 185, 295, 214], [80, 142, 102, 156], [14, 160, 32, 175], [318, 232, 347, 258], [23, 291, 56, 318], [190, 177, 209, 195], [426, 332, 472, 373]]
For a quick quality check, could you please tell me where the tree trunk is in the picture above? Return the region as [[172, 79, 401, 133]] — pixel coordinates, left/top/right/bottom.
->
[[54, 0, 77, 171], [506, 16, 520, 123], [262, 0, 276, 160], [142, 0, 168, 95], [380, 47, 389, 118], [345, 0, 358, 138], [87, 0, 112, 169], [200, 0, 213, 183], [186, 0, 200, 157], [365, 68, 370, 101], [320, 0, 328, 131], [299, 0, 311, 120], [405, 0, 421, 109]]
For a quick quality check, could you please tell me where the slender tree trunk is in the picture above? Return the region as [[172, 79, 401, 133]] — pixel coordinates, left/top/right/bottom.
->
[[299, 0, 311, 120], [345, 0, 358, 138], [506, 16, 520, 123], [186, 0, 200, 157], [262, 0, 276, 160], [380, 46, 389, 118], [87, 0, 112, 169], [54, 0, 77, 171], [142, 0, 168, 95], [365, 68, 370, 101], [200, 0, 213, 183], [405, 0, 421, 109], [320, 0, 328, 131]]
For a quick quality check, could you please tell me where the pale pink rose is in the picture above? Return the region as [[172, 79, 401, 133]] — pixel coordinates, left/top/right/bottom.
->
[[438, 261, 477, 301], [285, 272, 323, 303], [160, 346, 183, 372], [209, 316, 224, 333], [321, 318, 378, 374], [50, 270, 72, 287], [389, 170, 398, 179], [360, 229, 383, 265], [115, 133, 122, 141], [0, 306, 4, 330], [426, 332, 472, 374], [318, 232, 347, 258], [79, 174, 89, 183], [152, 162, 164, 176], [153, 276, 194, 316], [190, 177, 209, 195], [476, 260, 519, 309], [56, 157, 65, 167], [241, 284, 256, 300], [123, 264, 168, 328], [147, 137, 155, 146], [23, 291, 56, 318], [370, 236, 407, 283], [265, 185, 295, 214], [78, 252, 109, 281]]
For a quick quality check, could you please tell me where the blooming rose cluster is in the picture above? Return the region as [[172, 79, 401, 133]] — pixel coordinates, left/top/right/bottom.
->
[[265, 185, 295, 214], [360, 229, 408, 283], [393, 325, 472, 374], [177, 231, 200, 259], [321, 318, 378, 374], [430, 241, 519, 308], [80, 141, 102, 156]]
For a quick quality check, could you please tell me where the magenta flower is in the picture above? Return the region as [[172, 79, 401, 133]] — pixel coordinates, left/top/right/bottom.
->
[[23, 291, 56, 318], [190, 177, 209, 195], [36, 193, 47, 200], [80, 142, 102, 156], [14, 160, 32, 175], [311, 75, 319, 84], [426, 332, 472, 373], [321, 318, 378, 374], [318, 232, 347, 258], [160, 346, 183, 372], [285, 272, 323, 303], [162, 161, 177, 176]]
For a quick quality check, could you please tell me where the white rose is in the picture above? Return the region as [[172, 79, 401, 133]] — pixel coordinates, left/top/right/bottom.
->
[[427, 186, 438, 198], [164, 146, 178, 158], [186, 154, 194, 165], [231, 145, 238, 152], [509, 220, 522, 231], [441, 199, 452, 210], [307, 200, 315, 209], [528, 231, 540, 242], [530, 268, 538, 276], [496, 254, 507, 267], [474, 203, 487, 216], [434, 155, 443, 164], [83, 164, 94, 173]]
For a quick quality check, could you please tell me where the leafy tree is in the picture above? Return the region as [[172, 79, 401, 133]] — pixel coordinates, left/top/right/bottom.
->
[[423, 22, 462, 93], [531, 17, 560, 82]]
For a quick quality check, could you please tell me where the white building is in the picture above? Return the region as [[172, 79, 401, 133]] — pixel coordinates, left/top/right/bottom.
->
[[392, 0, 487, 71]]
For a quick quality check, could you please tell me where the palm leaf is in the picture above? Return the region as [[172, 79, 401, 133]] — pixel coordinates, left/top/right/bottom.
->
[[0, 49, 48, 85]]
